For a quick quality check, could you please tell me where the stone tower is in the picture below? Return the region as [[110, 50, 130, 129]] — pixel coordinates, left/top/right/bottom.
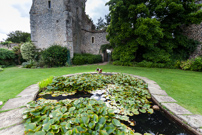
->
[[30, 0, 106, 58]]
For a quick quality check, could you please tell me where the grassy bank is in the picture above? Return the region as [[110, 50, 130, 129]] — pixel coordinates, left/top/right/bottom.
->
[[0, 64, 202, 115]]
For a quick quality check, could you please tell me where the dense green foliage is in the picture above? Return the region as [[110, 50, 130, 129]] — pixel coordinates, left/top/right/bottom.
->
[[0, 48, 15, 66], [106, 0, 202, 65], [23, 98, 137, 135], [72, 53, 102, 65], [42, 45, 69, 67], [179, 56, 202, 71], [100, 44, 113, 53], [22, 60, 36, 68], [20, 42, 36, 61], [5, 30, 31, 43], [12, 44, 25, 65], [39, 76, 54, 90], [0, 67, 3, 72], [96, 17, 106, 30]]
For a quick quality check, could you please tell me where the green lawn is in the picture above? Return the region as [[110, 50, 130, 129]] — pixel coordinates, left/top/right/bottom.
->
[[0, 64, 202, 115]]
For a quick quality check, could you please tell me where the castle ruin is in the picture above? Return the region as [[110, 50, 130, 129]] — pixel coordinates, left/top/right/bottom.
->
[[30, 0, 109, 58]]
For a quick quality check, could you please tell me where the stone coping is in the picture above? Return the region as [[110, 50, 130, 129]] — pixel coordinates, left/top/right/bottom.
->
[[0, 72, 202, 135]]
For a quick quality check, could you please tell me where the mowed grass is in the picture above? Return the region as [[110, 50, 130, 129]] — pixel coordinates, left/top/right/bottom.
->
[[0, 64, 202, 115]]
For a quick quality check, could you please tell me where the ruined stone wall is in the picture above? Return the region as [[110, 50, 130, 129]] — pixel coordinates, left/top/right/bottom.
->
[[81, 31, 109, 54], [183, 24, 202, 58], [70, 0, 85, 54], [30, 0, 107, 58], [30, 0, 74, 57]]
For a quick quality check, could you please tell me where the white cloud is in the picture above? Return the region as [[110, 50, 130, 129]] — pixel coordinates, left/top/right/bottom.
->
[[86, 0, 109, 24], [0, 0, 109, 41], [0, 0, 32, 41]]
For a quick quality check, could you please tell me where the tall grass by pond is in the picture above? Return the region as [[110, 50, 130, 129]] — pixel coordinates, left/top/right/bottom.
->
[[0, 64, 202, 115]]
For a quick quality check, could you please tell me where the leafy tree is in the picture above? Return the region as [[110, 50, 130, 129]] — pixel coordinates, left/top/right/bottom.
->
[[105, 13, 111, 26], [5, 30, 31, 43], [96, 14, 111, 30], [96, 17, 106, 30], [106, 0, 202, 65]]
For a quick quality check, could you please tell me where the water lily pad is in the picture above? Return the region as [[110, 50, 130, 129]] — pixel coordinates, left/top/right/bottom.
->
[[33, 131, 46, 135]]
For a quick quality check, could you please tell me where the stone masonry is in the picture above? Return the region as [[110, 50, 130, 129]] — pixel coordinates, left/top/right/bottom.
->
[[30, 0, 109, 58], [81, 30, 109, 54], [183, 23, 202, 59], [182, 0, 202, 58]]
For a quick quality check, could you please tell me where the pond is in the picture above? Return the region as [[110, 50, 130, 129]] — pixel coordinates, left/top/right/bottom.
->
[[37, 90, 190, 135], [24, 73, 192, 135]]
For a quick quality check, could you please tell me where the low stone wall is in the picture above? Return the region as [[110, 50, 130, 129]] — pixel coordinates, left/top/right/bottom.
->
[[0, 43, 19, 50]]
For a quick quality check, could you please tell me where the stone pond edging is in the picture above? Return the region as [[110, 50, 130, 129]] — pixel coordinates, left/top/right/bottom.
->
[[0, 72, 202, 135]]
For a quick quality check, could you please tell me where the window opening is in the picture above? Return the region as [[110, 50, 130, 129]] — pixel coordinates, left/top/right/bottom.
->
[[92, 37, 95, 43], [48, 1, 51, 8]]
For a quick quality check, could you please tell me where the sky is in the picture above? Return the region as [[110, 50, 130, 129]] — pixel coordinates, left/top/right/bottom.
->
[[0, 0, 109, 41]]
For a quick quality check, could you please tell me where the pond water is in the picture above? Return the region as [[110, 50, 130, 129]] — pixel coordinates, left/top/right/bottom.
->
[[38, 91, 93, 100], [129, 111, 190, 135], [37, 91, 191, 135]]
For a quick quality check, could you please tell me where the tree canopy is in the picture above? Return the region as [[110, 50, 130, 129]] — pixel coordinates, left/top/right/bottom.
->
[[106, 0, 202, 66], [96, 14, 111, 30], [5, 30, 31, 43]]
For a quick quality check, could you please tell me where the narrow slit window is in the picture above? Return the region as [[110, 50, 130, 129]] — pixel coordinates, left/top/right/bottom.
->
[[92, 37, 95, 43], [48, 1, 51, 8]]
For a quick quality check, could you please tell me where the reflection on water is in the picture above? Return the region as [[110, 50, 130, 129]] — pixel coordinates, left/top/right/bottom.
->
[[38, 91, 93, 100], [130, 111, 190, 135]]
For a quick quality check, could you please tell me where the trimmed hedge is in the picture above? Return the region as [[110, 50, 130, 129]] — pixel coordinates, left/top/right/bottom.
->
[[41, 45, 69, 67], [72, 53, 102, 65], [0, 48, 15, 66]]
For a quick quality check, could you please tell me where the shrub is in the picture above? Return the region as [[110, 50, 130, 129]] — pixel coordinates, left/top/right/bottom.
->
[[12, 44, 25, 65], [180, 59, 192, 70], [113, 61, 122, 65], [174, 60, 181, 69], [0, 68, 3, 72], [136, 61, 153, 68], [20, 42, 36, 61], [42, 45, 69, 67], [112, 60, 133, 66], [36, 57, 46, 68], [72, 53, 102, 65], [190, 57, 202, 71], [135, 61, 175, 68], [0, 48, 15, 66], [22, 60, 36, 68], [38, 76, 53, 89]]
